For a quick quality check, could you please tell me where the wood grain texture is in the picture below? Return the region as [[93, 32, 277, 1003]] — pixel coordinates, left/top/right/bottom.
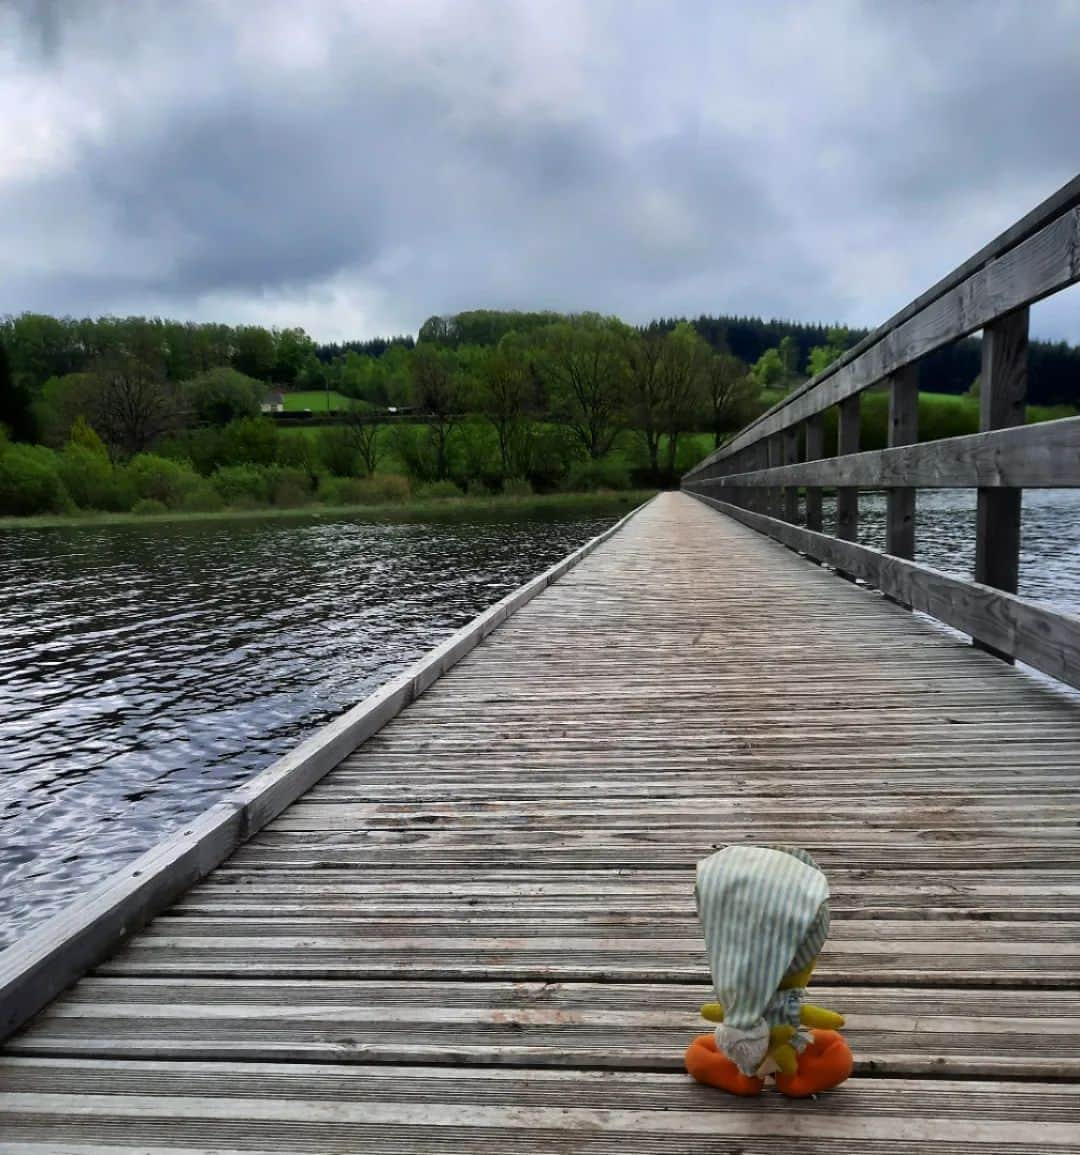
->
[[690, 492, 1080, 690], [686, 414, 1080, 490], [4, 493, 1079, 1152]]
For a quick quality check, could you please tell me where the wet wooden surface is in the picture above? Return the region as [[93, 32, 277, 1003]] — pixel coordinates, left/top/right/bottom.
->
[[4, 491, 1079, 1152]]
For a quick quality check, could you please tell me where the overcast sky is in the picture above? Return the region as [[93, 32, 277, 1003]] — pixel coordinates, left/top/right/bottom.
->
[[2, 0, 1078, 343]]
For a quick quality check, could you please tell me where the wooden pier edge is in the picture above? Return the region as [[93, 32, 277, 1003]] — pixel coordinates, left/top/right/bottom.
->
[[0, 495, 655, 1042]]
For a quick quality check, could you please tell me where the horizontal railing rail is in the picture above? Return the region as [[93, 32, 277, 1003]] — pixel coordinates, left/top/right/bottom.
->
[[682, 174, 1080, 690]]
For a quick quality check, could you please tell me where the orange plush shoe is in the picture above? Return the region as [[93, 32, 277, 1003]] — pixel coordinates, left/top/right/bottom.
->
[[684, 1034, 765, 1096], [773, 1029, 853, 1098]]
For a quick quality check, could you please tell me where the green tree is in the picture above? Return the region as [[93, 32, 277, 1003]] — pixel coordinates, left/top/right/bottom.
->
[[78, 351, 179, 458], [751, 347, 785, 388], [271, 328, 315, 386], [779, 335, 799, 380], [478, 337, 538, 477], [705, 353, 754, 448], [806, 327, 852, 377], [539, 316, 630, 460], [231, 326, 277, 380], [408, 344, 468, 480], [655, 323, 710, 474], [319, 406, 384, 477], [0, 340, 37, 441], [184, 367, 265, 425]]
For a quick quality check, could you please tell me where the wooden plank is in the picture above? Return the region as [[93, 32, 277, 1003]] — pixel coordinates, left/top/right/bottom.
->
[[5, 492, 1078, 1152], [974, 308, 1028, 660], [685, 204, 1080, 470], [836, 393, 860, 556], [2, 1057, 1077, 1121], [0, 499, 653, 1042], [685, 414, 1080, 490], [804, 411, 824, 531], [887, 365, 919, 562], [10, 982, 1078, 1078], [4, 1084, 1080, 1152], [782, 424, 798, 522], [689, 492, 1080, 691]]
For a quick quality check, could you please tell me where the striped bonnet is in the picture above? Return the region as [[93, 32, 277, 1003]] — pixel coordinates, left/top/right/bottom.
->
[[695, 845, 831, 1072]]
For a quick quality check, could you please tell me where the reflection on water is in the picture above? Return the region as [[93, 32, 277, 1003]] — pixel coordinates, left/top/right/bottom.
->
[[0, 513, 614, 948]]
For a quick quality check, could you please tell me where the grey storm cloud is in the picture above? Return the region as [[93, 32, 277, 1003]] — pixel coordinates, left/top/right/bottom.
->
[[1, 0, 1078, 341]]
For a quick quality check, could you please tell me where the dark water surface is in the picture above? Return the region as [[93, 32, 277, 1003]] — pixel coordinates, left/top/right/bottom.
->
[[0, 513, 614, 948]]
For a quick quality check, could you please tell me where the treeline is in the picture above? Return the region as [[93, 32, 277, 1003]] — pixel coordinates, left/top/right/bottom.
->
[[0, 313, 764, 517], [2, 306, 1078, 519]]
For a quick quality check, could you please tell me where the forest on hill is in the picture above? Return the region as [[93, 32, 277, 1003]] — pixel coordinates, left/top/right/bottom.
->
[[0, 307, 1077, 519]]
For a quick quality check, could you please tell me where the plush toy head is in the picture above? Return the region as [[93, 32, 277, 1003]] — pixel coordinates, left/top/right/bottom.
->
[[694, 844, 831, 1074]]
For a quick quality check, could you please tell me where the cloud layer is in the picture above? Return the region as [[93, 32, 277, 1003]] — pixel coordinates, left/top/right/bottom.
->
[[2, 0, 1079, 341]]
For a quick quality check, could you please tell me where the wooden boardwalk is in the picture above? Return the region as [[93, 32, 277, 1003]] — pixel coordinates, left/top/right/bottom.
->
[[4, 491, 1080, 1152]]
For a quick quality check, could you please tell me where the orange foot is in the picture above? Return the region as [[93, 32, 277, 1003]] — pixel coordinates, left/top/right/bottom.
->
[[774, 1029, 853, 1098], [684, 1034, 764, 1096]]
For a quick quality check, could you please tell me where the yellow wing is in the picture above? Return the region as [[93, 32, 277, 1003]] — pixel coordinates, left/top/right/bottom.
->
[[800, 1004, 845, 1030]]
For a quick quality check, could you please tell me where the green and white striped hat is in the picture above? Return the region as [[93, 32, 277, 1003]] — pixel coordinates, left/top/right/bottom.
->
[[695, 845, 831, 1070]]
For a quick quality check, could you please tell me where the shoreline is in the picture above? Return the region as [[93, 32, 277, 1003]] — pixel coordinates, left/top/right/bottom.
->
[[0, 489, 658, 531]]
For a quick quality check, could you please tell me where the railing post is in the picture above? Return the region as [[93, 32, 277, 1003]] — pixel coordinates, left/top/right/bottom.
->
[[974, 307, 1028, 660], [804, 413, 824, 532], [782, 426, 798, 523], [836, 395, 860, 578], [767, 434, 783, 518], [887, 364, 919, 562]]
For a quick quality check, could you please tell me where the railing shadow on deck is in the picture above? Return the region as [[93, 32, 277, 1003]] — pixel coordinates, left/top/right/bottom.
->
[[682, 174, 1080, 692]]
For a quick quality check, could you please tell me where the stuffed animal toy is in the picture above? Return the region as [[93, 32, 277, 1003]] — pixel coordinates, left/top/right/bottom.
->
[[685, 844, 853, 1098]]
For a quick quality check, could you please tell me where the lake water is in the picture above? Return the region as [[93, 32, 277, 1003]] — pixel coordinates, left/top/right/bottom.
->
[[0, 512, 615, 949], [1, 490, 1077, 951]]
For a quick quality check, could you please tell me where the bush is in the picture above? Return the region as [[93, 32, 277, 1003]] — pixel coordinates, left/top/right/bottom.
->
[[277, 431, 320, 473], [211, 464, 271, 505], [465, 478, 490, 497], [390, 423, 444, 482], [414, 480, 462, 500], [69, 416, 109, 458], [318, 426, 361, 477], [131, 498, 168, 516], [0, 443, 71, 514], [217, 417, 279, 467], [455, 422, 501, 489], [502, 477, 533, 497], [564, 457, 632, 492], [318, 473, 411, 505], [123, 453, 202, 508], [58, 443, 130, 510], [267, 466, 314, 508], [178, 481, 225, 512]]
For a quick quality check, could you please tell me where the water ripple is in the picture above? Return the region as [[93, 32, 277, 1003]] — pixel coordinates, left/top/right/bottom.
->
[[0, 513, 613, 947]]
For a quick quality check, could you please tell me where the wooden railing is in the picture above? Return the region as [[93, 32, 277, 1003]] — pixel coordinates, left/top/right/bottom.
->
[[682, 175, 1080, 691]]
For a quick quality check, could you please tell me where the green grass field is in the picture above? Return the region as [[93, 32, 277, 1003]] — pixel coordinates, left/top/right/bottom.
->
[[282, 390, 354, 412]]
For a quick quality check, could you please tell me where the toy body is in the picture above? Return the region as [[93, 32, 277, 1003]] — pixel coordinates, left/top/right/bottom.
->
[[685, 844, 853, 1097]]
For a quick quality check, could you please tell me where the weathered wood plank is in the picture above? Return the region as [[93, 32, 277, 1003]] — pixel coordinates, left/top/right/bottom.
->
[[886, 364, 919, 559], [689, 492, 1080, 690], [4, 492, 1078, 1152], [804, 411, 824, 530], [974, 308, 1029, 659], [686, 414, 1080, 490]]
